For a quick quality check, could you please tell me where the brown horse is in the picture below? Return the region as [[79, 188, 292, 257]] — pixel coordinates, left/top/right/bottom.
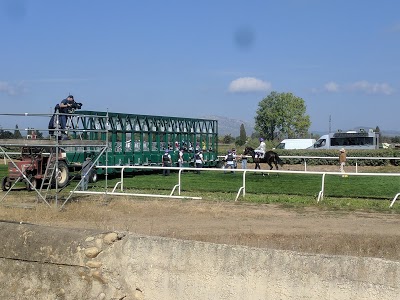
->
[[243, 146, 284, 170]]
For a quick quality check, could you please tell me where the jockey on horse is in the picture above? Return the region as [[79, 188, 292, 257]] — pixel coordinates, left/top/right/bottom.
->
[[243, 145, 284, 171], [254, 137, 266, 159]]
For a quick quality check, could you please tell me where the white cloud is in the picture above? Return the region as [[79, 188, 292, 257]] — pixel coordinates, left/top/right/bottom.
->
[[0, 81, 21, 95], [319, 80, 394, 95], [348, 81, 394, 95], [228, 77, 271, 93], [324, 81, 340, 92]]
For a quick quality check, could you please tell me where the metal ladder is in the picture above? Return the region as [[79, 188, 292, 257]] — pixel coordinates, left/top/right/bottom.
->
[[38, 149, 57, 200]]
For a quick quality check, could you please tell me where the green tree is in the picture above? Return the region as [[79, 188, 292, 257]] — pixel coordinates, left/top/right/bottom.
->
[[0, 129, 13, 139], [375, 126, 381, 142], [34, 130, 44, 139], [222, 134, 234, 144], [255, 91, 311, 140], [392, 136, 400, 144], [235, 123, 247, 146], [13, 124, 23, 139]]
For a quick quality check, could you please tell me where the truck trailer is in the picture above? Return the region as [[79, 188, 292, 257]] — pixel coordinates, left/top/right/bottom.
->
[[275, 139, 316, 150]]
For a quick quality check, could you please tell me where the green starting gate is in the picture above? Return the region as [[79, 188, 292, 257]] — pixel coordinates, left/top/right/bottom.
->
[[64, 110, 219, 173]]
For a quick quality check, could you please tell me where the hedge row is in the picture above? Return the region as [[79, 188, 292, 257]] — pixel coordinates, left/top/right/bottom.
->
[[274, 149, 400, 166]]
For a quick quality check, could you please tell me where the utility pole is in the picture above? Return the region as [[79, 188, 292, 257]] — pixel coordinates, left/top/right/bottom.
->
[[329, 115, 331, 133]]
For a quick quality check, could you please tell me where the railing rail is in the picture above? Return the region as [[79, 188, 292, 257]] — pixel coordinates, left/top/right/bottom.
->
[[71, 165, 400, 208], [279, 155, 400, 172]]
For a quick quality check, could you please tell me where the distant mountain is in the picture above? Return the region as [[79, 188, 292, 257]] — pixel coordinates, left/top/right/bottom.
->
[[379, 129, 400, 137], [200, 115, 254, 137], [316, 126, 400, 137], [199, 117, 400, 138]]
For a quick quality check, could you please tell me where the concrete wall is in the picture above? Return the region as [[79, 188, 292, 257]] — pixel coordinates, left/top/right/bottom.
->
[[0, 222, 399, 300]]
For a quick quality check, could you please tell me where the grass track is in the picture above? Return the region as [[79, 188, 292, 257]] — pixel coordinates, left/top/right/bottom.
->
[[2, 164, 400, 212], [101, 170, 400, 200]]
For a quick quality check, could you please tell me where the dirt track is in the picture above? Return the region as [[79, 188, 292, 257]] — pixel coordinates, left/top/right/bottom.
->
[[1, 194, 400, 261], [1, 163, 400, 260]]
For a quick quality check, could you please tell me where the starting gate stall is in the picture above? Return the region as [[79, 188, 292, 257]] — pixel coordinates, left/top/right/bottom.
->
[[65, 110, 219, 174], [0, 110, 218, 208]]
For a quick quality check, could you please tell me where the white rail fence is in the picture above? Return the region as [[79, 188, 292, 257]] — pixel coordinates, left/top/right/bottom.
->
[[71, 163, 400, 209], [279, 155, 400, 173], [3, 150, 399, 208]]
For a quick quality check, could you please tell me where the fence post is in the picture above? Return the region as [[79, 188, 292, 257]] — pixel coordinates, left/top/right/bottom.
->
[[317, 173, 326, 202]]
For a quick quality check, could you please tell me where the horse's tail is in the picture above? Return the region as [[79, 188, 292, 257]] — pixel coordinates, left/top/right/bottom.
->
[[276, 153, 284, 166]]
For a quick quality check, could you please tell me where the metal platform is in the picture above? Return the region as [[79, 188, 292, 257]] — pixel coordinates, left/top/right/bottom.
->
[[0, 139, 107, 147]]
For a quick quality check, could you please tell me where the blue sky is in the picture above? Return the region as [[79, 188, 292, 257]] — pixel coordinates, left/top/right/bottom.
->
[[1, 0, 399, 134]]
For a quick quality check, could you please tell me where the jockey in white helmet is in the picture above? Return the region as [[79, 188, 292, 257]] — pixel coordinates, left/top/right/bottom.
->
[[255, 137, 266, 158]]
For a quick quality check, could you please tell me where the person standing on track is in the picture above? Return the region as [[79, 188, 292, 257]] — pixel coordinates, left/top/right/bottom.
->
[[162, 149, 172, 176], [194, 150, 204, 174], [339, 148, 347, 177], [224, 150, 235, 173], [177, 148, 184, 168], [240, 151, 248, 169], [81, 156, 93, 191]]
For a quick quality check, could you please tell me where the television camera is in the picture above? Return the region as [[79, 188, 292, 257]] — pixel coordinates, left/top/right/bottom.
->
[[67, 101, 83, 113]]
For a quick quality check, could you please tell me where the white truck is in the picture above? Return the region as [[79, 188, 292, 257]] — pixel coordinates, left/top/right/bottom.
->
[[310, 130, 379, 150], [275, 139, 316, 150]]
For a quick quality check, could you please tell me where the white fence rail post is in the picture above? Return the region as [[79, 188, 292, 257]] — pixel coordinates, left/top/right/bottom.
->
[[317, 173, 326, 202], [235, 170, 247, 201], [68, 161, 400, 208]]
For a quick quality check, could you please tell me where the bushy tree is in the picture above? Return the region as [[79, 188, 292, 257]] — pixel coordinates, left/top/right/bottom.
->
[[247, 136, 277, 149], [13, 124, 23, 139], [0, 129, 13, 139], [34, 130, 44, 139], [222, 134, 234, 144], [235, 137, 244, 147], [255, 91, 311, 141], [392, 136, 400, 143]]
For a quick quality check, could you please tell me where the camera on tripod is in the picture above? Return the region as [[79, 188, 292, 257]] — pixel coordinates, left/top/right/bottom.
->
[[67, 101, 83, 113], [71, 102, 83, 109]]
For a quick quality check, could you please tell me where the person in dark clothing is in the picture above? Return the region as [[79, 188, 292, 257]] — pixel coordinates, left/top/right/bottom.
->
[[48, 94, 83, 140], [48, 104, 60, 136], [81, 157, 93, 191], [224, 150, 235, 174], [240, 152, 248, 169], [194, 150, 204, 174], [162, 149, 172, 176], [59, 95, 75, 133], [254, 153, 261, 170]]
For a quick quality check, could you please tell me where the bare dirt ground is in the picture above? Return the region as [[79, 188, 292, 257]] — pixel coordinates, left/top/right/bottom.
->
[[1, 164, 400, 261]]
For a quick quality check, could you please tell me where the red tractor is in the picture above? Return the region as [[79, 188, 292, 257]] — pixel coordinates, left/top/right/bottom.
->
[[1, 146, 69, 191]]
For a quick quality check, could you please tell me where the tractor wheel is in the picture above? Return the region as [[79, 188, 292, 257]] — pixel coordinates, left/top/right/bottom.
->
[[89, 170, 98, 183], [27, 178, 38, 191], [2, 177, 11, 191], [53, 161, 69, 188]]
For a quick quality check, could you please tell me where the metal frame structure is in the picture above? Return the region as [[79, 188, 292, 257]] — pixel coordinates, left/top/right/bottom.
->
[[66, 110, 219, 171], [0, 111, 109, 208], [0, 110, 219, 208]]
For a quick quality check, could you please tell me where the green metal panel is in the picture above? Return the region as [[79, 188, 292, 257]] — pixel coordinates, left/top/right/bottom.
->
[[66, 110, 218, 173]]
